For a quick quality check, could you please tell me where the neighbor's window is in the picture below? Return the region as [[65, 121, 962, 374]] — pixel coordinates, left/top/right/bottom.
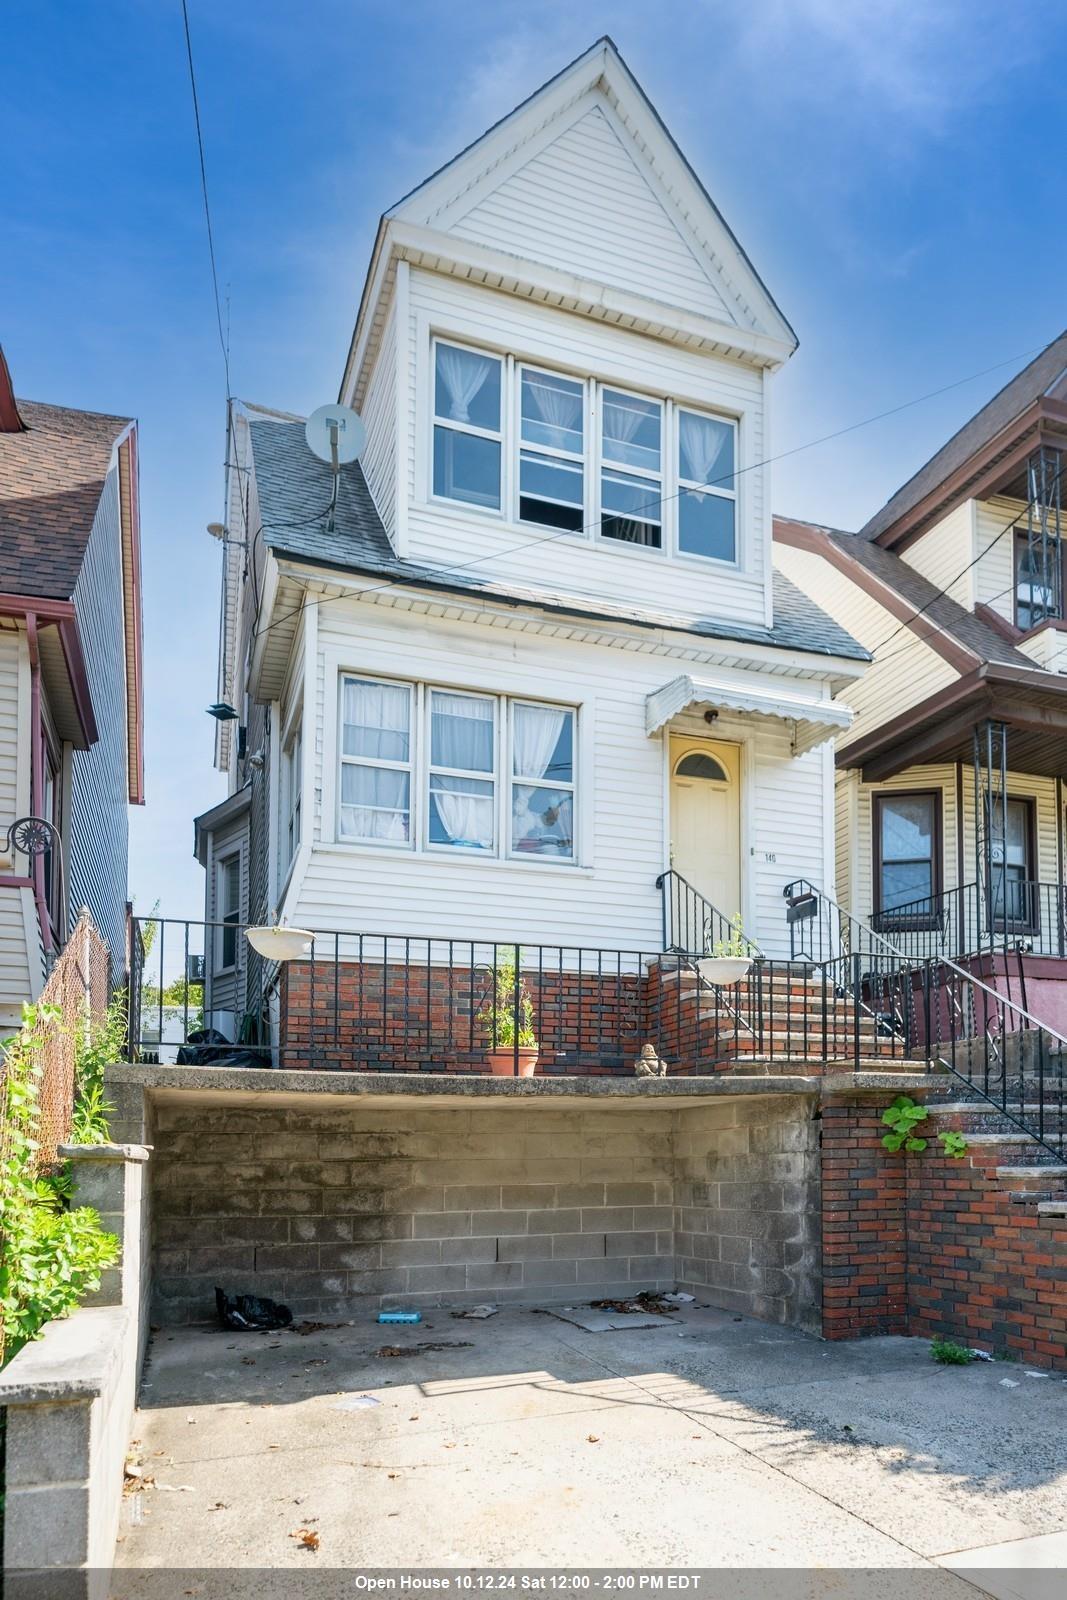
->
[[339, 677, 413, 844], [988, 794, 1035, 927], [428, 689, 495, 851], [217, 854, 241, 969], [1014, 531, 1063, 630], [874, 792, 940, 919], [432, 341, 502, 510], [518, 367, 585, 531], [281, 726, 302, 874], [677, 410, 737, 562], [511, 701, 575, 859], [600, 388, 662, 548]]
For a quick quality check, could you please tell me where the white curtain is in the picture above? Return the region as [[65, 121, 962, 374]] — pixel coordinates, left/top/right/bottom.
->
[[431, 692, 493, 771], [513, 704, 565, 781], [343, 679, 409, 760], [432, 776, 494, 850], [525, 373, 582, 451], [341, 766, 409, 842], [437, 346, 494, 424], [679, 412, 732, 500], [603, 391, 648, 456]]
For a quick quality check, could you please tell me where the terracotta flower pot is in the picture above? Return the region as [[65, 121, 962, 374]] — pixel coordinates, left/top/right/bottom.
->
[[485, 1046, 539, 1077]]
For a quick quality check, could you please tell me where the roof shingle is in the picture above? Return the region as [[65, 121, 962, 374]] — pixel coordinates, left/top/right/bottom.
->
[[0, 399, 131, 598]]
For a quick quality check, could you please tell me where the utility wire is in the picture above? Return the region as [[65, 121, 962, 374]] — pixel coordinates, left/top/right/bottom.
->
[[250, 337, 1061, 647], [180, 0, 230, 397]]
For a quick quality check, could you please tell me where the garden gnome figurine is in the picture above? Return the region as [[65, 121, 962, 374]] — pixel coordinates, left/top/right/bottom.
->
[[634, 1041, 668, 1077]]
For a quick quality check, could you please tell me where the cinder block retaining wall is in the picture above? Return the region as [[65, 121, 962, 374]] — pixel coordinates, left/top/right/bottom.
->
[[148, 1094, 822, 1326]]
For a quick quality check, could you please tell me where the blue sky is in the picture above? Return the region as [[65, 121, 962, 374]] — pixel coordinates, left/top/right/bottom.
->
[[4, 0, 1067, 919]]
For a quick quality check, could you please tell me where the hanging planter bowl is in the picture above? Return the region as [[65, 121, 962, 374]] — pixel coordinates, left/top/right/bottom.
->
[[244, 926, 315, 962], [696, 956, 753, 987]]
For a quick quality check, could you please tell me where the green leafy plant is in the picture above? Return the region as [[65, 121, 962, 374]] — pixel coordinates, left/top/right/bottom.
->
[[881, 1095, 929, 1152], [479, 957, 537, 1049], [881, 1096, 968, 1158], [710, 914, 752, 959], [69, 990, 127, 1145], [0, 1003, 119, 1365], [931, 1338, 974, 1365]]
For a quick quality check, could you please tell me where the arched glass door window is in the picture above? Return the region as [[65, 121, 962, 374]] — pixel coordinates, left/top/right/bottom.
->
[[674, 751, 728, 783]]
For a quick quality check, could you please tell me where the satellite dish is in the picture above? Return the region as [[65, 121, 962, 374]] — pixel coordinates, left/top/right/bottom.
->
[[305, 404, 365, 466]]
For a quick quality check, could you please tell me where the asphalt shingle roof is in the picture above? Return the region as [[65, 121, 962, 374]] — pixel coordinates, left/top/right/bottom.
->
[[249, 417, 868, 662], [0, 399, 131, 598], [859, 330, 1067, 543]]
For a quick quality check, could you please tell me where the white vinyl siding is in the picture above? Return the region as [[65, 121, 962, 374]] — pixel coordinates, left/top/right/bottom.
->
[[402, 269, 768, 627], [358, 298, 398, 540], [449, 101, 736, 325], [288, 598, 833, 958]]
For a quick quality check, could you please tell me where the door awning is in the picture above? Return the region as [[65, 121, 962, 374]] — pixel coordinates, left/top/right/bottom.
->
[[645, 673, 853, 756]]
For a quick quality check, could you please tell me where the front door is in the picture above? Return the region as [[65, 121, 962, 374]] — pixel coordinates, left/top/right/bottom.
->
[[669, 736, 741, 916]]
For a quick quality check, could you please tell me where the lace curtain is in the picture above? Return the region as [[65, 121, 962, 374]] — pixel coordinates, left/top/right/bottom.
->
[[436, 346, 494, 424], [431, 694, 494, 848], [524, 372, 583, 452], [341, 766, 409, 842], [343, 679, 409, 760], [513, 703, 566, 781], [679, 413, 733, 500]]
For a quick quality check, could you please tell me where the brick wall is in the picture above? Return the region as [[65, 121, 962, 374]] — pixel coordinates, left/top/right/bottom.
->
[[821, 1092, 1067, 1369]]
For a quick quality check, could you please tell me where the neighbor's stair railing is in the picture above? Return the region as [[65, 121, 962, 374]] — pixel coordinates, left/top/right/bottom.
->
[[784, 880, 1067, 1158]]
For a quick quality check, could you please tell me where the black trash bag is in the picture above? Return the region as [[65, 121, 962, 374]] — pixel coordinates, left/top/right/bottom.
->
[[215, 1285, 293, 1331], [177, 1028, 232, 1066]]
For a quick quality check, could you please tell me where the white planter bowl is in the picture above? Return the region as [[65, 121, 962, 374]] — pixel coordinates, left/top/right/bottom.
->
[[244, 926, 315, 962], [696, 955, 753, 987]]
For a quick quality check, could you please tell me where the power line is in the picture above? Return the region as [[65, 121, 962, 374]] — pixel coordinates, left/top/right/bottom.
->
[[180, 0, 230, 396], [250, 336, 1061, 647]]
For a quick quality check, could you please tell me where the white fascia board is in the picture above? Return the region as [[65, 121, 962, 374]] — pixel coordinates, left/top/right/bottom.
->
[[247, 551, 282, 698]]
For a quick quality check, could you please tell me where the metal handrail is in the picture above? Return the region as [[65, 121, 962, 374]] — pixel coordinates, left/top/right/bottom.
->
[[656, 869, 764, 958]]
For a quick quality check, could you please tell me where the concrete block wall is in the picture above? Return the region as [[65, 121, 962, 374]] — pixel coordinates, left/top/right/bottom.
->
[[674, 1095, 822, 1330], [151, 1101, 678, 1322]]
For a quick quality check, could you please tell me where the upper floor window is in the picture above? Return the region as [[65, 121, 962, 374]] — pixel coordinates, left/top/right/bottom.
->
[[519, 367, 584, 531], [216, 853, 241, 970], [430, 339, 739, 566], [678, 410, 737, 563], [600, 389, 662, 549], [280, 723, 302, 877], [428, 689, 496, 852], [1015, 530, 1063, 630], [432, 342, 502, 510], [340, 677, 413, 843]]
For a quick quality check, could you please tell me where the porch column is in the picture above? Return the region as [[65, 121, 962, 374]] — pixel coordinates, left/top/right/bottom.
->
[[973, 719, 1008, 953]]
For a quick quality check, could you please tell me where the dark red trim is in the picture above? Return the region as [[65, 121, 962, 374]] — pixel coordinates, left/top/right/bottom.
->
[[973, 602, 1022, 644], [0, 593, 97, 748], [119, 430, 145, 804], [0, 876, 34, 890], [0, 346, 25, 432], [24, 615, 52, 955]]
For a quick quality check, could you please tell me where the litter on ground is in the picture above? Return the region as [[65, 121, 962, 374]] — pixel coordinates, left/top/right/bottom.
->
[[332, 1395, 380, 1411], [451, 1305, 497, 1319], [377, 1341, 473, 1358]]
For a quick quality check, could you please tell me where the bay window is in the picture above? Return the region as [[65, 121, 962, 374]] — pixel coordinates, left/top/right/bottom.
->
[[518, 366, 584, 530], [337, 675, 578, 862], [511, 702, 575, 858], [428, 690, 495, 851], [432, 341, 502, 509], [340, 677, 413, 844], [600, 388, 662, 548], [678, 410, 737, 562]]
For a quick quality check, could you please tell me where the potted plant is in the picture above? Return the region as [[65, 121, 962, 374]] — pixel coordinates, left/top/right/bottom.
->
[[696, 915, 755, 987], [479, 956, 539, 1076]]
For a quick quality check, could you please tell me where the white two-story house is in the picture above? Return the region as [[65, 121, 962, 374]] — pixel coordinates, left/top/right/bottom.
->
[[188, 37, 867, 1061]]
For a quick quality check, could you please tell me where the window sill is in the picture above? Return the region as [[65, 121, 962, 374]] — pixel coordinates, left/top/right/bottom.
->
[[317, 837, 593, 876]]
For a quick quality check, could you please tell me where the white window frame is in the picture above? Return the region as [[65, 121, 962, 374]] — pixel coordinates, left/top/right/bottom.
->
[[338, 674, 415, 849], [596, 383, 665, 556], [215, 852, 242, 973], [507, 698, 578, 863], [280, 722, 302, 878], [514, 363, 588, 534], [424, 687, 499, 855], [674, 404, 740, 568], [430, 337, 504, 514]]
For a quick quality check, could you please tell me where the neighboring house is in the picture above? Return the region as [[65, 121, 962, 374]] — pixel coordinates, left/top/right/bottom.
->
[[775, 328, 1067, 1024], [194, 35, 868, 1043], [0, 347, 144, 1028]]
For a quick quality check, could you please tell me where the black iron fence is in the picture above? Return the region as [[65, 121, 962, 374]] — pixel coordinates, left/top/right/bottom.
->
[[657, 869, 763, 958]]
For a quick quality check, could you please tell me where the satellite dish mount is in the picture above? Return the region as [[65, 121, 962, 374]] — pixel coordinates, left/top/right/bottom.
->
[[305, 405, 366, 533]]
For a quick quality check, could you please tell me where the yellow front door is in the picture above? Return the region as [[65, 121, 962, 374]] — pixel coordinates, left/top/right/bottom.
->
[[669, 736, 741, 916]]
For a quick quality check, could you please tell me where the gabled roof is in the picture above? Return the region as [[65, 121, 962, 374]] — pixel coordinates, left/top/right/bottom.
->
[[340, 37, 796, 404], [0, 398, 132, 598], [774, 515, 1036, 672], [249, 416, 868, 663], [859, 329, 1067, 545]]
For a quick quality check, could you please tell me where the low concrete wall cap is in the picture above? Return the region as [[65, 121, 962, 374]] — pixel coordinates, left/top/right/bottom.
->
[[57, 1142, 150, 1163], [0, 1306, 130, 1406]]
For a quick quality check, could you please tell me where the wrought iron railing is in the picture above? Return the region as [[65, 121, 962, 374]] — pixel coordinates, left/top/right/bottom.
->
[[128, 915, 912, 1076], [870, 880, 1067, 963], [782, 881, 1067, 1158], [657, 869, 763, 958]]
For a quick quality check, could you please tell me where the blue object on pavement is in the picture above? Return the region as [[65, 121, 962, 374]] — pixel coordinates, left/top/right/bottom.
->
[[377, 1311, 421, 1324]]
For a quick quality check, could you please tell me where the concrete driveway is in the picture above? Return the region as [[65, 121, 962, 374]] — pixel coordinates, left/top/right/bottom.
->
[[111, 1304, 1066, 1595]]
